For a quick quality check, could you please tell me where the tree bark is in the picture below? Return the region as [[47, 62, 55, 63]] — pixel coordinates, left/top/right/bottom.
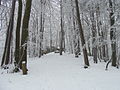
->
[[1, 0, 16, 67], [109, 0, 117, 66], [60, 0, 64, 55], [15, 0, 22, 69], [0, 0, 1, 5], [20, 0, 32, 69], [75, 0, 89, 66], [39, 0, 45, 57]]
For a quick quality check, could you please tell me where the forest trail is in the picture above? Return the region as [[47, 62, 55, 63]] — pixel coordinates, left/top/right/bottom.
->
[[0, 53, 120, 90]]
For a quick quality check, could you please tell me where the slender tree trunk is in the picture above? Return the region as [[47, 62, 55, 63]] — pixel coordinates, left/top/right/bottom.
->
[[60, 0, 64, 55], [109, 0, 117, 66], [0, 0, 1, 5], [20, 0, 32, 69], [1, 0, 16, 67], [39, 11, 42, 57], [15, 0, 22, 69], [75, 0, 89, 67], [71, 0, 79, 57], [39, 0, 45, 57], [88, 41, 92, 56], [49, 2, 52, 51]]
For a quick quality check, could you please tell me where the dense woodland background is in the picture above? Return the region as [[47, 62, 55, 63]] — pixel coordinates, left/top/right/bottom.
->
[[0, 0, 120, 74]]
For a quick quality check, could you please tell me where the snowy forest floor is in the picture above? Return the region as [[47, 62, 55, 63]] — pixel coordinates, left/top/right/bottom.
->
[[0, 53, 120, 90]]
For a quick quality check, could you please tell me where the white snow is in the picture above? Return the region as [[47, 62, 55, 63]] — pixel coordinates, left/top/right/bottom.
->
[[0, 53, 120, 90]]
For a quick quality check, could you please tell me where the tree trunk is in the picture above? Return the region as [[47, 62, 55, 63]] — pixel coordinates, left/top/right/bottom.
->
[[60, 0, 64, 55], [49, 2, 52, 51], [1, 0, 16, 67], [39, 11, 42, 57], [22, 61, 27, 75], [15, 0, 22, 69], [0, 0, 1, 5], [88, 41, 92, 56], [109, 0, 117, 66], [39, 0, 45, 57], [20, 0, 32, 70], [75, 0, 89, 67]]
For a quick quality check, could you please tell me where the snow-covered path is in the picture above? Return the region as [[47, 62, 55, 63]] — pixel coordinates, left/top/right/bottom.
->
[[0, 53, 120, 90]]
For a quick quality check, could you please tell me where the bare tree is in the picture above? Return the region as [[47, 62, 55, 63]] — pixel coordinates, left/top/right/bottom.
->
[[109, 0, 117, 67], [0, 0, 1, 5], [1, 0, 16, 67], [75, 0, 89, 67], [60, 0, 64, 55], [20, 0, 32, 71], [14, 0, 22, 71], [39, 0, 45, 57]]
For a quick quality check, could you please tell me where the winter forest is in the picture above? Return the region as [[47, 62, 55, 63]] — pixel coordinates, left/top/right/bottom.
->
[[0, 0, 120, 90]]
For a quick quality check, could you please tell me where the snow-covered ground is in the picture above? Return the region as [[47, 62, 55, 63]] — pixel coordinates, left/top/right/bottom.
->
[[0, 53, 120, 90]]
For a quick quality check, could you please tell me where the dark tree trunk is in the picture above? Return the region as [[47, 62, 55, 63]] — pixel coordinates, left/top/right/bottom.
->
[[1, 0, 16, 67], [77, 39, 81, 55], [102, 45, 106, 59], [0, 0, 1, 5], [60, 0, 64, 55], [39, 8, 43, 57], [1, 23, 10, 66], [20, 0, 32, 69], [75, 0, 89, 66], [88, 41, 92, 56], [15, 0, 22, 69], [109, 0, 117, 66]]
